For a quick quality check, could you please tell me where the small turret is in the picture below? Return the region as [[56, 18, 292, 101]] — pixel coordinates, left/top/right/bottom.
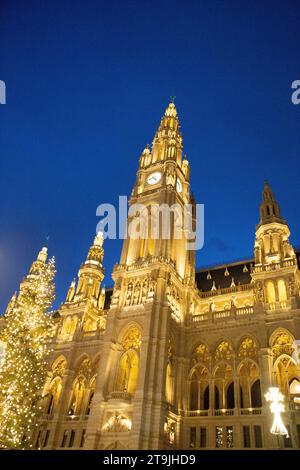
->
[[66, 279, 76, 303], [71, 232, 105, 303], [258, 182, 286, 228]]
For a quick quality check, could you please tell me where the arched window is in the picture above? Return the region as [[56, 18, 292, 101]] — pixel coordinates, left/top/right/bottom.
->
[[43, 356, 66, 415], [68, 377, 86, 416], [46, 377, 62, 415], [85, 377, 96, 415], [214, 385, 220, 409], [165, 362, 174, 404], [226, 382, 235, 409], [266, 281, 276, 309], [203, 385, 209, 410], [277, 280, 287, 308], [214, 362, 233, 409], [290, 378, 300, 395], [115, 326, 141, 396], [251, 379, 262, 408], [190, 371, 199, 410], [238, 360, 260, 409], [240, 386, 244, 409], [117, 350, 139, 395]]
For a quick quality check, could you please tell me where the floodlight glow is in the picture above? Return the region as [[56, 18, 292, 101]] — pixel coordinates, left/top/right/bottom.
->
[[265, 387, 289, 436]]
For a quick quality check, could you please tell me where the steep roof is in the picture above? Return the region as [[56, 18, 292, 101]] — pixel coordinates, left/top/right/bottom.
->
[[196, 248, 300, 293]]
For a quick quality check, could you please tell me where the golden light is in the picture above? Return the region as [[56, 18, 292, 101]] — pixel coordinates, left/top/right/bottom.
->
[[265, 387, 289, 436]]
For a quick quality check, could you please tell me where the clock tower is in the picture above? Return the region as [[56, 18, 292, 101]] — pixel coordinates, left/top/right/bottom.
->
[[85, 101, 196, 449], [120, 100, 195, 281]]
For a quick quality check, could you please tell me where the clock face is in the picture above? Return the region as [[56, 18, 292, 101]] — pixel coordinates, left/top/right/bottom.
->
[[176, 178, 182, 193], [147, 171, 161, 185]]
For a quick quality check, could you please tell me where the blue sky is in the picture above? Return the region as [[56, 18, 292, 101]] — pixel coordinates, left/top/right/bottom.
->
[[0, 0, 299, 311]]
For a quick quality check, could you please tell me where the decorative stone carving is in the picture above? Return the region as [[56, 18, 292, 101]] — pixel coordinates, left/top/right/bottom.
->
[[103, 412, 131, 432], [288, 276, 297, 297], [272, 332, 295, 359], [77, 358, 92, 380], [191, 343, 210, 365], [215, 340, 234, 362], [166, 166, 176, 187], [164, 418, 175, 444], [238, 337, 258, 359], [166, 281, 182, 322], [122, 327, 141, 351], [124, 276, 156, 306], [254, 281, 264, 303]]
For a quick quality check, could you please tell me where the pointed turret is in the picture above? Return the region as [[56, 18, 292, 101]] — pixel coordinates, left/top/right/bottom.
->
[[66, 278, 76, 303], [252, 183, 298, 311], [258, 182, 286, 228], [73, 232, 105, 303], [254, 183, 295, 266], [151, 100, 183, 165]]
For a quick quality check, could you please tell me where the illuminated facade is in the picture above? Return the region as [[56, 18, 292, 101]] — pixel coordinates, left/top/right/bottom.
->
[[2, 102, 300, 450]]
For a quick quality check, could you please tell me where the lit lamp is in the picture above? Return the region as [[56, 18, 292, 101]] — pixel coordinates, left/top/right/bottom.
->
[[265, 387, 289, 436]]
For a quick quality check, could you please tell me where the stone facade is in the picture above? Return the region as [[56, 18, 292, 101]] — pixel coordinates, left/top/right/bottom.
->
[[3, 102, 300, 450]]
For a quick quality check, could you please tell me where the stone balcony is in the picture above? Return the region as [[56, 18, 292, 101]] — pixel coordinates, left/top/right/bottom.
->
[[252, 258, 296, 274], [107, 391, 132, 404], [181, 408, 262, 417], [188, 306, 254, 325]]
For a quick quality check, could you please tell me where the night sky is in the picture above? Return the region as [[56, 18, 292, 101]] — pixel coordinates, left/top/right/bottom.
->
[[0, 0, 299, 312]]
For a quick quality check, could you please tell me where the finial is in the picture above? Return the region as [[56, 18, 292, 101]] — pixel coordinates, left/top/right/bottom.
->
[[170, 95, 176, 103], [94, 231, 104, 247]]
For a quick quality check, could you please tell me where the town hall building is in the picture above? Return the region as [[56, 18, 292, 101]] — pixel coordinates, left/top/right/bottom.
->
[[3, 102, 300, 450]]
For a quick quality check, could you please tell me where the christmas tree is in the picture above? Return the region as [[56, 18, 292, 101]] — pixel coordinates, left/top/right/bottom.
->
[[0, 247, 56, 449]]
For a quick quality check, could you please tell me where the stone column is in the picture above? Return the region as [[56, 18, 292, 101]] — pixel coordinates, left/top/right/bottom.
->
[[234, 373, 240, 415]]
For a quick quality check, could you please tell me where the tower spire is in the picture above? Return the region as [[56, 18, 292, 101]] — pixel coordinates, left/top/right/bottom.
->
[[67, 232, 105, 303], [144, 100, 183, 166], [258, 181, 285, 227]]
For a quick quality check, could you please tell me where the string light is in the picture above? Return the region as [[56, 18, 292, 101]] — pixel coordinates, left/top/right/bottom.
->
[[0, 249, 56, 449]]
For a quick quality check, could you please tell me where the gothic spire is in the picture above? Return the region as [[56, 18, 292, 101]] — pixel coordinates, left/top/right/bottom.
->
[[258, 182, 286, 227], [150, 100, 183, 165], [72, 232, 105, 303]]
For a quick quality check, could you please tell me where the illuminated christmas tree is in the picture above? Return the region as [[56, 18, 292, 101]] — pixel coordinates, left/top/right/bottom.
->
[[0, 247, 56, 449]]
